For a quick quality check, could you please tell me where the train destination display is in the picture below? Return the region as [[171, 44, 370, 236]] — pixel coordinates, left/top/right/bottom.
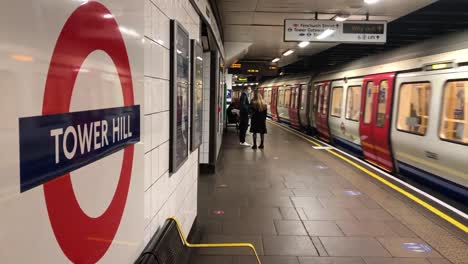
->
[[284, 19, 387, 44]]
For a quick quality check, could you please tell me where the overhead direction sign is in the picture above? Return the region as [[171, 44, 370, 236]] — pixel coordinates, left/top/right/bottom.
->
[[284, 19, 387, 44]]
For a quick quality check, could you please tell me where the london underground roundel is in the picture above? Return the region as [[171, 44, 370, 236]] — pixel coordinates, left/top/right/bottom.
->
[[41, 2, 135, 263]]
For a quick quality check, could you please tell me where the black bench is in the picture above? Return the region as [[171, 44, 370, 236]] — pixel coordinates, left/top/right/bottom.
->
[[135, 217, 261, 264], [135, 219, 191, 264]]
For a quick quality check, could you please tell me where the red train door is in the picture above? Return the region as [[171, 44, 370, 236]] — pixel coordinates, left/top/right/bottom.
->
[[359, 73, 395, 171], [271, 86, 279, 121], [314, 81, 331, 141], [289, 86, 300, 129]]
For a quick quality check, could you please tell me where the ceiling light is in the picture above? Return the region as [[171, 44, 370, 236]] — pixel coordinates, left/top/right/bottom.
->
[[10, 54, 33, 62], [272, 58, 280, 63], [176, 49, 182, 54], [282, 49, 294, 56], [334, 15, 348, 22], [298, 41, 310, 48], [316, 29, 335, 40], [103, 14, 113, 19], [196, 56, 203, 61], [364, 0, 379, 4]]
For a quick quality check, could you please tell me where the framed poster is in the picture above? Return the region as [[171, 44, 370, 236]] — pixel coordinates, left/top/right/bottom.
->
[[169, 20, 190, 173], [190, 40, 203, 152]]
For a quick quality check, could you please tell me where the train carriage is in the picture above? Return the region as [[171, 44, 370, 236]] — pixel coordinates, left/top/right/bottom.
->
[[392, 67, 468, 199], [260, 31, 468, 202]]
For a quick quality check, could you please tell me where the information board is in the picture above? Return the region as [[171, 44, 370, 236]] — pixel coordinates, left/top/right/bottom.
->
[[284, 19, 386, 44], [170, 20, 190, 173], [190, 40, 203, 152]]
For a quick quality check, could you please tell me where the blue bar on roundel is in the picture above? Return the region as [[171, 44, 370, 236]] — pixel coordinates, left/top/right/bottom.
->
[[19, 105, 140, 193]]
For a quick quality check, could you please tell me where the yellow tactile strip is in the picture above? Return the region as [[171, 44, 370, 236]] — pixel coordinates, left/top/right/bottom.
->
[[269, 121, 468, 264]]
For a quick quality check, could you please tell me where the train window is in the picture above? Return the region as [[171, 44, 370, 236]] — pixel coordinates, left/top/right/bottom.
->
[[291, 88, 295, 109], [376, 80, 388, 127], [397, 82, 431, 135], [363, 82, 375, 124], [300, 85, 307, 110], [316, 85, 322, 113], [294, 88, 299, 109], [278, 90, 284, 107], [345, 86, 361, 121], [285, 89, 291, 108], [440, 80, 468, 144], [322, 84, 329, 115], [331, 87, 343, 117]]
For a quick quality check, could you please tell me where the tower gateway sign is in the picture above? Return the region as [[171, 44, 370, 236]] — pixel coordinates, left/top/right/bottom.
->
[[284, 19, 387, 44]]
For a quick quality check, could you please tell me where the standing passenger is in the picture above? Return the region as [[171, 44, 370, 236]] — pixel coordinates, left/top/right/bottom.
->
[[239, 86, 252, 146], [250, 92, 267, 149]]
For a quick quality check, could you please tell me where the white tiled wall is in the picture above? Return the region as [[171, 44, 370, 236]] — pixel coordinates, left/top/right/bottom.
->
[[143, 0, 200, 244], [200, 51, 211, 164]]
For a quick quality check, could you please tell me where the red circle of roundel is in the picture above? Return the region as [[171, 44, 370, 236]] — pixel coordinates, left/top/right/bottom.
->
[[41, 2, 135, 263]]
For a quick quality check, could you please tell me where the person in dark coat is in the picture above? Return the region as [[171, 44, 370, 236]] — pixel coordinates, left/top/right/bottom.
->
[[249, 91, 267, 149], [239, 86, 252, 146]]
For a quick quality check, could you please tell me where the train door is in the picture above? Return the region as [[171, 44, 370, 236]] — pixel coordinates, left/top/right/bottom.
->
[[315, 81, 331, 141], [289, 86, 300, 128], [359, 73, 395, 171], [271, 86, 279, 121], [299, 84, 310, 129]]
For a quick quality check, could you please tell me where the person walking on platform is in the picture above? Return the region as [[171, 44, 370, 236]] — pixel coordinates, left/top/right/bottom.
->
[[249, 91, 267, 149], [239, 86, 252, 146]]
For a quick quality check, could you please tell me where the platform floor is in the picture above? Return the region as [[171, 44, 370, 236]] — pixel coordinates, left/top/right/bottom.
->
[[191, 122, 468, 264]]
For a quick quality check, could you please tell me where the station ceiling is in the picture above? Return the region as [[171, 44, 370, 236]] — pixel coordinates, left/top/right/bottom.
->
[[217, 0, 468, 73], [217, 0, 437, 64], [284, 0, 468, 73]]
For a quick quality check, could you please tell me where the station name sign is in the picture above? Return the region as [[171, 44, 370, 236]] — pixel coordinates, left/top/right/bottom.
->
[[284, 19, 387, 44], [19, 106, 140, 192]]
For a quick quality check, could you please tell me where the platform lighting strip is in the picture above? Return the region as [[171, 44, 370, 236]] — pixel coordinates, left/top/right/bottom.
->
[[267, 121, 468, 233], [334, 15, 348, 22], [316, 29, 335, 40], [282, 49, 294, 56], [168, 217, 262, 264], [298, 41, 310, 48]]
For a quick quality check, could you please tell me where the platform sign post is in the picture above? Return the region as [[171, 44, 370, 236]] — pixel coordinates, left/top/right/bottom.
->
[[284, 19, 387, 44]]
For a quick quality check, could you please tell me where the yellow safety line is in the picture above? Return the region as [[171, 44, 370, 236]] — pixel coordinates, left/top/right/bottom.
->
[[268, 121, 468, 233], [168, 217, 262, 264]]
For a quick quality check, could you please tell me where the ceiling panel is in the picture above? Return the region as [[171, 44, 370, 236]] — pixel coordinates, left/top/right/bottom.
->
[[219, 0, 259, 12], [223, 12, 255, 25]]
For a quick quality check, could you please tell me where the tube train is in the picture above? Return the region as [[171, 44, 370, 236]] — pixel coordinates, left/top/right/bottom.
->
[[256, 32, 468, 202]]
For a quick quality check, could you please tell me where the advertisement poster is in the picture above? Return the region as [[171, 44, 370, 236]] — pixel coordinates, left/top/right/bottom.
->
[[190, 40, 203, 152], [170, 20, 189, 173]]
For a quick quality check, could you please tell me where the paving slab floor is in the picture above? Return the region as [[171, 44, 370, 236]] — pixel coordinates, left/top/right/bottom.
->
[[191, 122, 468, 264]]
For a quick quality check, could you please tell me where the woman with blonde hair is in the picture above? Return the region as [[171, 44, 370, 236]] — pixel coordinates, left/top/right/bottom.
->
[[249, 91, 268, 149]]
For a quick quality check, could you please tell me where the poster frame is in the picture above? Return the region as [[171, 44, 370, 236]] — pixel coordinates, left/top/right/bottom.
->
[[169, 19, 190, 173], [190, 39, 203, 152]]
